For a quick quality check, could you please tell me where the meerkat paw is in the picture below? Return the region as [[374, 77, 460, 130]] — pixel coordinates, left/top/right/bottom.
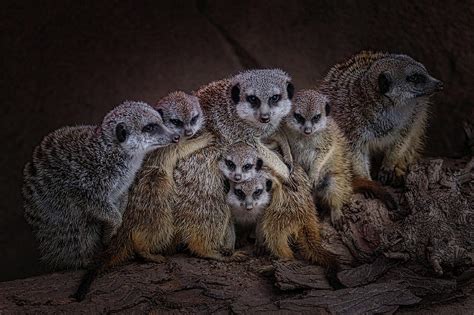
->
[[284, 160, 294, 173], [140, 253, 167, 264], [378, 166, 406, 186], [331, 210, 344, 231], [229, 250, 249, 262]]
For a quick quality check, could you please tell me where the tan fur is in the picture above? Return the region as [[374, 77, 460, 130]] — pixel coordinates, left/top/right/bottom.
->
[[173, 70, 295, 261], [320, 51, 442, 184]]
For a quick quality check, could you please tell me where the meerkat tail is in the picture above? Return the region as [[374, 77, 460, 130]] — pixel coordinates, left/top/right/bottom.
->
[[72, 238, 132, 301], [352, 177, 398, 210], [297, 221, 343, 289]]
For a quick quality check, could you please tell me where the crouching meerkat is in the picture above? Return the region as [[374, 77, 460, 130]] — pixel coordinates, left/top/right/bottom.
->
[[72, 92, 213, 301], [173, 69, 294, 261], [320, 51, 443, 185], [22, 101, 179, 270], [275, 89, 397, 229]]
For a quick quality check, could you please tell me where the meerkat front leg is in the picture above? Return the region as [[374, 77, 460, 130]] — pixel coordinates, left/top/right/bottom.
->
[[91, 200, 123, 244], [257, 142, 290, 182], [266, 132, 294, 172], [379, 113, 428, 185]]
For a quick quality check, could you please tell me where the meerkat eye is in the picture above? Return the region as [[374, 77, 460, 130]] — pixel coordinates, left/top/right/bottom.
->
[[253, 189, 263, 198], [242, 163, 253, 172], [406, 73, 427, 84], [312, 114, 321, 123], [246, 95, 261, 108], [269, 94, 281, 104], [142, 123, 158, 133], [293, 113, 305, 124], [225, 159, 236, 171], [190, 114, 200, 125], [234, 189, 246, 200], [170, 119, 184, 127]]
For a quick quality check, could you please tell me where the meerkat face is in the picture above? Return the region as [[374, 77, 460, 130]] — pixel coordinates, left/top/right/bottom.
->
[[285, 90, 330, 136], [371, 55, 443, 104], [155, 91, 204, 139], [225, 174, 272, 224], [218, 142, 263, 183], [230, 69, 294, 130], [103, 101, 180, 155]]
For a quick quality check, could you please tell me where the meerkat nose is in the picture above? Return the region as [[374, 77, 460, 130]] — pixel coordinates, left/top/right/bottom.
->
[[304, 128, 312, 135], [172, 134, 180, 143], [435, 80, 444, 91], [184, 129, 193, 136], [246, 204, 254, 211], [234, 174, 242, 181], [260, 114, 270, 123]]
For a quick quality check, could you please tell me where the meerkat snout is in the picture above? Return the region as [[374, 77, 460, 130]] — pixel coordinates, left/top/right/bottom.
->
[[172, 134, 180, 143]]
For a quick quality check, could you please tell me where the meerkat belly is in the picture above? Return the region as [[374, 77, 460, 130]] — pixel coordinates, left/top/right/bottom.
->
[[291, 139, 320, 174], [366, 106, 415, 150]]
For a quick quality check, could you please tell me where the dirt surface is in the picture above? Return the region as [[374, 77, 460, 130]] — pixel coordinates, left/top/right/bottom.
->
[[1, 0, 474, 283]]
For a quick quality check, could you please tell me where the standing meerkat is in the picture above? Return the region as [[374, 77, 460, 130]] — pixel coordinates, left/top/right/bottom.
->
[[277, 89, 397, 230], [22, 101, 179, 270], [320, 51, 443, 185], [73, 92, 213, 301], [173, 69, 294, 261]]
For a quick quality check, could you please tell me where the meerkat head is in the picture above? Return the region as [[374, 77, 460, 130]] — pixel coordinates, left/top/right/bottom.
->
[[230, 69, 294, 131], [219, 142, 263, 183], [225, 173, 273, 222], [368, 54, 443, 104], [102, 101, 180, 155], [285, 89, 330, 136], [155, 91, 204, 139]]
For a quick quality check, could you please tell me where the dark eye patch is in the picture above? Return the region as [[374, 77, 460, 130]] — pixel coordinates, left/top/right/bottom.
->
[[246, 95, 261, 108], [234, 189, 246, 200], [225, 159, 236, 171], [242, 163, 253, 172], [170, 118, 184, 127], [406, 73, 427, 84], [269, 94, 281, 104], [142, 123, 158, 133], [312, 114, 321, 123], [253, 188, 263, 198], [294, 113, 305, 124], [190, 114, 200, 125]]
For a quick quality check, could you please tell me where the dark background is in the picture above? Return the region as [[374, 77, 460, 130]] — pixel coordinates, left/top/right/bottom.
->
[[1, 0, 473, 282]]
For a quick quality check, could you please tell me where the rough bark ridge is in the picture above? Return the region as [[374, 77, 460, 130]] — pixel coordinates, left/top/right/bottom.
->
[[0, 156, 473, 314]]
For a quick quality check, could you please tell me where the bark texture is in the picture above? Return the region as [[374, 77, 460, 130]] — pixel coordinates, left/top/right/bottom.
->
[[1, 156, 473, 313]]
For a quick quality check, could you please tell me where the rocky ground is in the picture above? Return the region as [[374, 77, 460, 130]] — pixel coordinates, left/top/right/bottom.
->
[[1, 156, 472, 314]]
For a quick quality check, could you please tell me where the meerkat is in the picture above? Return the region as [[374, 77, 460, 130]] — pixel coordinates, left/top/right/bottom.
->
[[217, 141, 341, 288], [277, 89, 397, 230], [72, 91, 213, 301], [22, 101, 179, 270], [172, 69, 295, 262], [218, 142, 263, 183], [320, 51, 443, 185], [224, 172, 272, 249]]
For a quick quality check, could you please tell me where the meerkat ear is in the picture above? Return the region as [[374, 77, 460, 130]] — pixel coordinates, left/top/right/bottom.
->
[[325, 102, 331, 116], [287, 82, 295, 100], [256, 158, 263, 171], [224, 179, 230, 194], [231, 84, 240, 104], [156, 108, 164, 118], [115, 123, 129, 143], [378, 73, 391, 95], [265, 179, 273, 192]]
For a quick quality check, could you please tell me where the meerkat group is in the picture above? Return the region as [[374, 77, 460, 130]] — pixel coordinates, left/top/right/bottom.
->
[[21, 51, 442, 301]]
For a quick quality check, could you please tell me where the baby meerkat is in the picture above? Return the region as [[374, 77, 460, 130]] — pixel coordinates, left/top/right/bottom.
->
[[23, 101, 179, 270], [320, 51, 443, 185], [225, 172, 272, 249], [277, 89, 397, 229], [73, 92, 213, 301], [218, 142, 263, 183]]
